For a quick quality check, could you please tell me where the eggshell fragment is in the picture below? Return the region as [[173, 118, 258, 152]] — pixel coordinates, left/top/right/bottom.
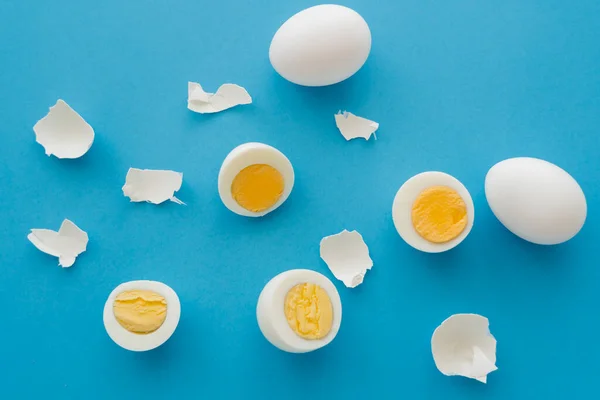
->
[[431, 314, 497, 383], [334, 111, 378, 141], [122, 168, 185, 205], [33, 100, 95, 159], [27, 219, 88, 267], [187, 82, 252, 114], [485, 157, 587, 245], [320, 230, 373, 288]]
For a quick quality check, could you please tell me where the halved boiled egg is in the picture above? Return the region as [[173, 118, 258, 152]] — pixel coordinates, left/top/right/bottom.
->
[[103, 280, 181, 351], [218, 142, 294, 217], [392, 171, 474, 253], [257, 269, 342, 353]]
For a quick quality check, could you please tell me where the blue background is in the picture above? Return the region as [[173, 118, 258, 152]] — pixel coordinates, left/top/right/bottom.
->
[[1, 0, 599, 398]]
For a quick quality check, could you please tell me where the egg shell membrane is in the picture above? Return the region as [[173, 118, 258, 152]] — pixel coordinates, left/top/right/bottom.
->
[[257, 269, 342, 353], [392, 172, 474, 253], [218, 142, 294, 217], [103, 280, 181, 352]]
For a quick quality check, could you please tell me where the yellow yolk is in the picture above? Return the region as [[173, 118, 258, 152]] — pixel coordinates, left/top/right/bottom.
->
[[411, 185, 468, 243], [284, 283, 333, 340], [231, 164, 284, 212], [113, 290, 167, 334]]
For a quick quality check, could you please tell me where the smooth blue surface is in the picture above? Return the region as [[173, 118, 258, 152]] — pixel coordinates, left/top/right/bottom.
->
[[1, 0, 599, 398]]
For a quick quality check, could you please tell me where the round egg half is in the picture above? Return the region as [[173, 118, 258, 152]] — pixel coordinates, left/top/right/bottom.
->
[[269, 4, 371, 86], [257, 269, 342, 353], [392, 171, 475, 253], [103, 280, 181, 352], [218, 142, 294, 217]]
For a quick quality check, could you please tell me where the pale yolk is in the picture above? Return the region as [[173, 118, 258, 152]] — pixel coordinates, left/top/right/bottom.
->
[[284, 283, 333, 340], [113, 290, 167, 334], [411, 185, 468, 243], [231, 164, 284, 212]]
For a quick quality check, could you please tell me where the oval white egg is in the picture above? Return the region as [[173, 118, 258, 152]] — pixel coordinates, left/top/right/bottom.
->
[[392, 171, 475, 253], [103, 280, 181, 352], [257, 269, 342, 353], [269, 4, 371, 87], [485, 157, 587, 245], [218, 142, 294, 217]]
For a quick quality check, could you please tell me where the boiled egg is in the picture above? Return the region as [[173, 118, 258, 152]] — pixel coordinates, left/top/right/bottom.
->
[[257, 269, 342, 353], [269, 4, 371, 86], [103, 280, 181, 351], [392, 172, 474, 253], [485, 157, 586, 244], [218, 142, 294, 217]]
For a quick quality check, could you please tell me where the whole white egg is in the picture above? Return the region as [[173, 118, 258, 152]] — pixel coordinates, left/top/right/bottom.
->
[[269, 4, 371, 86], [257, 269, 342, 353], [485, 157, 587, 245]]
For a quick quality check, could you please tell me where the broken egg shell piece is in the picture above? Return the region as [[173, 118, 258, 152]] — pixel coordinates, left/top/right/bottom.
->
[[431, 313, 498, 384], [122, 168, 185, 205], [27, 219, 89, 267], [187, 82, 252, 114], [334, 111, 379, 141], [33, 100, 95, 159], [320, 229, 373, 288]]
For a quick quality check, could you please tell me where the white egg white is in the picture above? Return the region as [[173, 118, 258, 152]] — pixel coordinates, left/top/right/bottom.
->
[[103, 280, 181, 352], [392, 171, 474, 253], [218, 142, 294, 217], [256, 269, 342, 353]]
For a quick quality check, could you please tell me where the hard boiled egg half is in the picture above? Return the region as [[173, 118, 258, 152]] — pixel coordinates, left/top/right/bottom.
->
[[257, 269, 342, 353], [218, 142, 294, 217], [103, 280, 181, 351], [392, 172, 474, 253]]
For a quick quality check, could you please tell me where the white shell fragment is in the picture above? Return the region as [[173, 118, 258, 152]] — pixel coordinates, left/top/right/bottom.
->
[[320, 229, 373, 288], [187, 82, 252, 114], [33, 99, 95, 159], [122, 168, 185, 205], [334, 111, 379, 141], [431, 314, 498, 384], [27, 219, 89, 267]]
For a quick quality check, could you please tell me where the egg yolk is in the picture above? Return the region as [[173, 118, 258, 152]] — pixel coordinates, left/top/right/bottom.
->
[[231, 164, 284, 213], [284, 283, 333, 340], [113, 290, 167, 334], [411, 186, 468, 243]]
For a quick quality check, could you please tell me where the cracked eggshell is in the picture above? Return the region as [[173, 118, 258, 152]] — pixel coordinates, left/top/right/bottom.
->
[[485, 157, 587, 245], [122, 168, 185, 205], [187, 82, 252, 114], [33, 100, 95, 159], [269, 4, 371, 86], [103, 280, 181, 352], [320, 229, 373, 288], [431, 314, 498, 383], [334, 111, 379, 141], [218, 142, 294, 217], [256, 269, 342, 353], [392, 171, 474, 253], [27, 219, 88, 267]]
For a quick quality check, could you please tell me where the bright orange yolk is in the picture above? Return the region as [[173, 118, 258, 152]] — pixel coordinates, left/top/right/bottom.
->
[[231, 164, 284, 212], [411, 186, 468, 243], [284, 283, 333, 340]]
